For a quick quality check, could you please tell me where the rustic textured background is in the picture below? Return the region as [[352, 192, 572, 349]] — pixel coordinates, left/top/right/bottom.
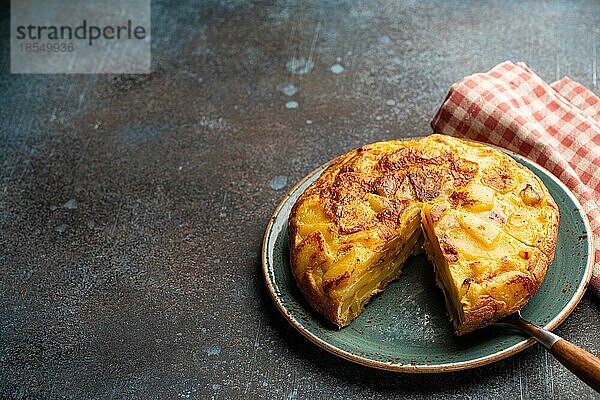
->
[[1, 1, 599, 399]]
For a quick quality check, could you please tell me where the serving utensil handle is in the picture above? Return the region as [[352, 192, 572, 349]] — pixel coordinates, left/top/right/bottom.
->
[[550, 339, 600, 393], [495, 312, 600, 393]]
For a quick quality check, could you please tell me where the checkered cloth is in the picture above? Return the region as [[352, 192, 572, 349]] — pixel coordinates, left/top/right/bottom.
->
[[431, 61, 600, 295]]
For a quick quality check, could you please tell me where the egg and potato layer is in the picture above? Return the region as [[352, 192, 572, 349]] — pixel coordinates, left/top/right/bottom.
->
[[288, 134, 559, 334]]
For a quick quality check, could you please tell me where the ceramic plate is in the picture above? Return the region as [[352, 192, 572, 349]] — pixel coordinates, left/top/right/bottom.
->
[[262, 148, 593, 372]]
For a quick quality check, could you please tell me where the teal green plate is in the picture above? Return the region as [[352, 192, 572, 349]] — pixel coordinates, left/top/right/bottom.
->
[[262, 149, 593, 372]]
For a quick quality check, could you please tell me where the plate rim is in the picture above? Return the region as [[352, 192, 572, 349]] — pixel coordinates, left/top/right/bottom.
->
[[261, 138, 594, 373]]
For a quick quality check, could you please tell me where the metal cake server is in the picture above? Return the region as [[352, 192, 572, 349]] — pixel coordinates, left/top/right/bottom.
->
[[494, 311, 600, 392]]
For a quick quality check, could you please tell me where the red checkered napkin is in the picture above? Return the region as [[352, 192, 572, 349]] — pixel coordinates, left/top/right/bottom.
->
[[431, 61, 600, 295]]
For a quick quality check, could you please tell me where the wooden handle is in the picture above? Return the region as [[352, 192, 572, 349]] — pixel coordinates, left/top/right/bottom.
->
[[550, 339, 600, 392]]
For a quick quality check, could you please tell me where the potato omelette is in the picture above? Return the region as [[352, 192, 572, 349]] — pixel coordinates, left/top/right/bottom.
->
[[288, 134, 559, 335]]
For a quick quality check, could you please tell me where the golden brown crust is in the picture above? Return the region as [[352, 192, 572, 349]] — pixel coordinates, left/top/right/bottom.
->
[[527, 249, 550, 288], [288, 134, 559, 332], [532, 174, 560, 259], [293, 267, 342, 326], [457, 294, 507, 335], [455, 251, 546, 335]]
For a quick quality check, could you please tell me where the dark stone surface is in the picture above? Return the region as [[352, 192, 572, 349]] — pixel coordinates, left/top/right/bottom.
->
[[1, 1, 599, 398]]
